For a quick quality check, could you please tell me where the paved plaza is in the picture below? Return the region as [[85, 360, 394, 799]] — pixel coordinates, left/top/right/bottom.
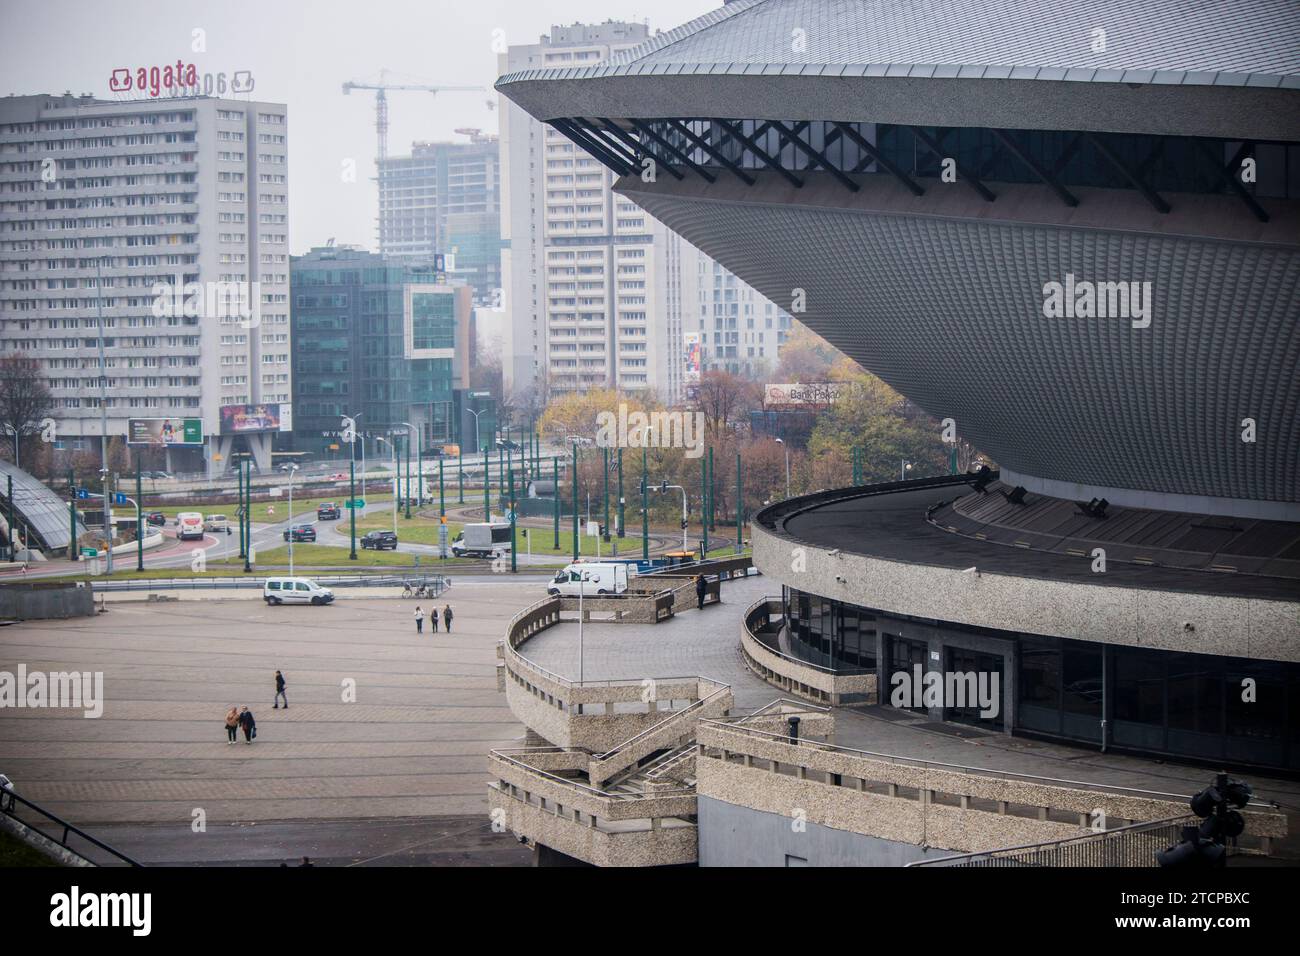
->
[[3, 570, 1297, 864], [0, 578, 547, 864]]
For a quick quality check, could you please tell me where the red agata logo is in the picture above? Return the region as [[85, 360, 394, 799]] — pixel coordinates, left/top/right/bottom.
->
[[108, 62, 199, 98]]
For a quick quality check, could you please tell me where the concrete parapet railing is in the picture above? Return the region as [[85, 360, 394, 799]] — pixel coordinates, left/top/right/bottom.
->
[[587, 678, 733, 788], [488, 749, 699, 866], [500, 597, 731, 752], [741, 597, 877, 706], [694, 720, 1288, 857]]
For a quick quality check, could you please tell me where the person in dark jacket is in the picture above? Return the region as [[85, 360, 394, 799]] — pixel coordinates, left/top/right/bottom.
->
[[273, 670, 287, 709], [238, 706, 256, 744], [695, 574, 708, 610], [430, 603, 439, 633], [442, 604, 453, 633]]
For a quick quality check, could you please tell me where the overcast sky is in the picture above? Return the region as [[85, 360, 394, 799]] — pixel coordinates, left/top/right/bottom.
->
[[0, 0, 718, 254]]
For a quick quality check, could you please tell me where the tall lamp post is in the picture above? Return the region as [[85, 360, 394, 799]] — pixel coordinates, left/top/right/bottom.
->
[[281, 463, 299, 576], [375, 436, 399, 538], [775, 437, 791, 499], [398, 422, 416, 518]]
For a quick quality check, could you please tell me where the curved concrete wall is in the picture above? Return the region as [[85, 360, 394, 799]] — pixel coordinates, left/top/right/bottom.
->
[[753, 518, 1300, 663]]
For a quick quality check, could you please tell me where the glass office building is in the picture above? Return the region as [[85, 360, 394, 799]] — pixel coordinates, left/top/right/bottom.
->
[[290, 247, 473, 460]]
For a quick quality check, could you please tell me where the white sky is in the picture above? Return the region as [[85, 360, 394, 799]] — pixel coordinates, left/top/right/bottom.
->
[[0, 0, 719, 254]]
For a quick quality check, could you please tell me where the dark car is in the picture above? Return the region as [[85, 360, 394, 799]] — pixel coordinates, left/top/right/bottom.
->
[[361, 530, 398, 551], [317, 502, 341, 520], [145, 511, 168, 526], [283, 524, 317, 542]]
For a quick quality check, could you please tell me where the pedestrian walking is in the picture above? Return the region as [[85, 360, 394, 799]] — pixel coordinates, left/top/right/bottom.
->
[[695, 573, 708, 611], [414, 605, 424, 634], [430, 605, 439, 633], [224, 705, 239, 745], [273, 670, 288, 709], [238, 706, 257, 744], [442, 604, 453, 633]]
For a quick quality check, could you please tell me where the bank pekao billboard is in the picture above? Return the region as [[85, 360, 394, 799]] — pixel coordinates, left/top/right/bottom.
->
[[763, 382, 853, 408]]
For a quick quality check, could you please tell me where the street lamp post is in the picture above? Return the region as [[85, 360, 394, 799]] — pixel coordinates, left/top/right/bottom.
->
[[398, 422, 416, 518], [280, 463, 297, 574], [577, 568, 592, 693], [775, 437, 791, 499], [376, 436, 398, 538]]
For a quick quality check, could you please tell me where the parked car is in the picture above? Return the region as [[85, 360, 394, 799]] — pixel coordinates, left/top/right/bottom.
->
[[263, 577, 334, 606], [317, 502, 341, 520], [145, 511, 168, 526], [361, 530, 399, 551], [283, 524, 316, 542]]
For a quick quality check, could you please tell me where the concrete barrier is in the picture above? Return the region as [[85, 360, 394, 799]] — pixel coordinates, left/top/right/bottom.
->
[[0, 582, 94, 619]]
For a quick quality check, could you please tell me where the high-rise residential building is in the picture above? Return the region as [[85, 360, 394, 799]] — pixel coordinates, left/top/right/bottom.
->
[[684, 252, 793, 381], [0, 92, 291, 475], [377, 133, 501, 303], [498, 21, 791, 406], [290, 245, 476, 461]]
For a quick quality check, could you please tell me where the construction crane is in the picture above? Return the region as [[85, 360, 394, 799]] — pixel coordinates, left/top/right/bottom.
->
[[342, 69, 486, 164]]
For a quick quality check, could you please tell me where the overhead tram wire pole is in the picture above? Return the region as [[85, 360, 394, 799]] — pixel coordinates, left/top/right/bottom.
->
[[135, 459, 143, 572], [736, 451, 743, 555], [572, 441, 579, 562], [348, 457, 357, 560], [238, 459, 246, 559], [602, 446, 610, 543], [701, 454, 709, 557], [641, 446, 649, 561], [509, 462, 517, 573], [398, 422, 416, 519], [458, 445, 464, 504], [243, 459, 252, 574], [617, 448, 625, 540], [552, 455, 560, 550]]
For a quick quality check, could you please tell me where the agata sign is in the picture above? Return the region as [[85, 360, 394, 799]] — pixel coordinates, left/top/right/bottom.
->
[[109, 62, 199, 98]]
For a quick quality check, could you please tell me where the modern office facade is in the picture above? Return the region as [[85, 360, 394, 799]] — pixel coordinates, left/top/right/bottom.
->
[[377, 134, 501, 303], [290, 245, 473, 460], [497, 0, 1300, 778], [498, 20, 792, 404], [0, 92, 292, 475]]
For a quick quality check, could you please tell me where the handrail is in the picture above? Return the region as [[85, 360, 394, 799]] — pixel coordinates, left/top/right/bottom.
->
[[489, 749, 695, 800], [593, 680, 731, 761], [753, 473, 980, 533], [696, 718, 1274, 807], [0, 787, 140, 866], [904, 814, 1200, 867], [742, 596, 866, 676], [88, 572, 452, 592]]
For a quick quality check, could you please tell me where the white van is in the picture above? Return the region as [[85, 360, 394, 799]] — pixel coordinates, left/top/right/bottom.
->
[[263, 577, 335, 606], [547, 562, 630, 597], [176, 511, 205, 541]]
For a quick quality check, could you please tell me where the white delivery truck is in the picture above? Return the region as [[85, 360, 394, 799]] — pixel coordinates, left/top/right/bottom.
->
[[176, 511, 205, 541], [547, 562, 631, 597], [450, 521, 513, 558]]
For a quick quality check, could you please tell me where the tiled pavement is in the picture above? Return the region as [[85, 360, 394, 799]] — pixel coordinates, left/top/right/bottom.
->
[[0, 580, 539, 830], [4, 571, 1297, 862]]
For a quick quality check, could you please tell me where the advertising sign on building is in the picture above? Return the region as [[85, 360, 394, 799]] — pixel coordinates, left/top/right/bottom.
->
[[763, 382, 852, 408], [127, 418, 203, 446], [219, 403, 290, 434], [684, 333, 701, 380]]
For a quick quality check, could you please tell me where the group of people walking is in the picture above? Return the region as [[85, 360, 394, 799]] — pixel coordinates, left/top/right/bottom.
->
[[413, 603, 453, 634], [223, 669, 287, 745]]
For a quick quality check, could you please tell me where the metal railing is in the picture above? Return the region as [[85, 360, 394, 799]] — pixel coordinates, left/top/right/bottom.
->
[[742, 596, 874, 676], [754, 473, 982, 534], [1, 786, 140, 867], [694, 718, 1272, 808], [489, 748, 695, 801], [90, 573, 451, 594], [906, 815, 1201, 867]]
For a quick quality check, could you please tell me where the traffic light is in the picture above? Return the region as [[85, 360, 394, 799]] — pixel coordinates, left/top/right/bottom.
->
[[680, 518, 688, 530], [1156, 774, 1253, 868], [639, 476, 646, 495], [660, 480, 669, 494], [598, 524, 606, 537]]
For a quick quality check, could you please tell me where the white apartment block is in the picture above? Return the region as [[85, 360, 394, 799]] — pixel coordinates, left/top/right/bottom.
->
[[498, 22, 791, 407], [0, 92, 290, 474]]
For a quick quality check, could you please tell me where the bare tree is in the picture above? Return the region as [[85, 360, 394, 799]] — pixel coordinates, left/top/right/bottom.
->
[[0, 353, 55, 472]]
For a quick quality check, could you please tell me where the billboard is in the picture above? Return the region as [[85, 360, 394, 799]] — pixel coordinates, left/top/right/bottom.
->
[[684, 333, 701, 379], [219, 403, 290, 434], [127, 418, 203, 446], [764, 383, 852, 407]]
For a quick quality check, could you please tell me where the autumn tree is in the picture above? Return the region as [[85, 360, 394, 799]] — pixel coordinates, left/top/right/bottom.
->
[[0, 353, 55, 472], [774, 322, 842, 382]]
